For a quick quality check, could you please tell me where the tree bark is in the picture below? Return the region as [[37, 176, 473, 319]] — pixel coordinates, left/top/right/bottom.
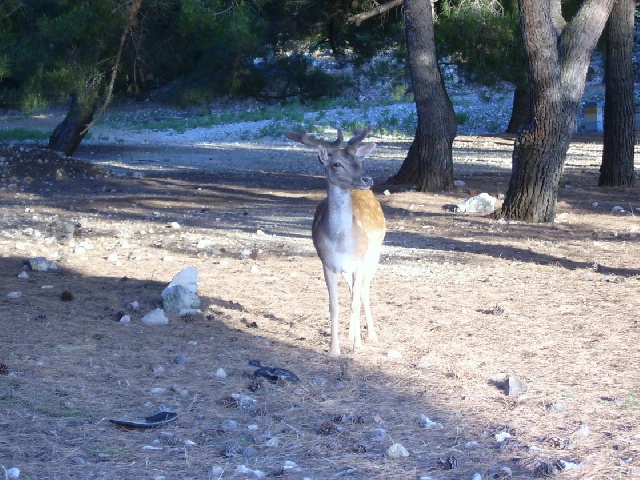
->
[[48, 0, 142, 157], [505, 83, 530, 134], [599, 0, 635, 187], [500, 0, 614, 222], [389, 0, 457, 192], [48, 91, 98, 157]]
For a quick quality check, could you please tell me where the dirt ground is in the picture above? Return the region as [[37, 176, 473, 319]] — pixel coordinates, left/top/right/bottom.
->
[[0, 125, 639, 480]]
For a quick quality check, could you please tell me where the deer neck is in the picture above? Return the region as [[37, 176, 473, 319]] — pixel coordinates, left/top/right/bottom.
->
[[325, 182, 356, 236]]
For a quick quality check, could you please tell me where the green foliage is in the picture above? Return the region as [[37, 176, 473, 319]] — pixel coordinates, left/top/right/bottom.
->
[[436, 1, 525, 87], [233, 55, 352, 102], [456, 111, 471, 124]]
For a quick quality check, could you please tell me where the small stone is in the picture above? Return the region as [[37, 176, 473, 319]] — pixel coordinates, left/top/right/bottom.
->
[[369, 428, 387, 442], [505, 375, 527, 396], [264, 437, 279, 447], [387, 349, 402, 358], [546, 401, 566, 412], [386, 443, 410, 459], [453, 180, 466, 187], [7, 291, 22, 299], [418, 414, 443, 430], [28, 257, 57, 272], [141, 308, 169, 325], [150, 387, 165, 394], [256, 229, 265, 236], [470, 474, 483, 480], [171, 385, 189, 396], [577, 424, 590, 437], [214, 368, 227, 378], [173, 354, 189, 365], [107, 253, 118, 262], [169, 222, 181, 229], [17, 271, 29, 279], [487, 465, 512, 479], [494, 431, 512, 442], [5, 468, 20, 479], [119, 315, 131, 323], [283, 460, 299, 470], [250, 264, 260, 273], [151, 365, 165, 373], [221, 420, 239, 431], [591, 201, 600, 207], [464, 440, 479, 449], [611, 205, 625, 213]]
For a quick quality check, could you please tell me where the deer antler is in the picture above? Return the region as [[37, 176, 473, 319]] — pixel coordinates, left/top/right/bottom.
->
[[345, 125, 373, 155], [284, 128, 343, 155]]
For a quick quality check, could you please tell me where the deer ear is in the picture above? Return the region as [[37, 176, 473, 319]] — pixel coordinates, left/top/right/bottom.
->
[[355, 143, 376, 158], [317, 145, 330, 166]]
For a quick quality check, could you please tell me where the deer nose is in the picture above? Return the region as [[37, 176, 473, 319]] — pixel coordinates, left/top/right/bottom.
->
[[362, 176, 374, 186]]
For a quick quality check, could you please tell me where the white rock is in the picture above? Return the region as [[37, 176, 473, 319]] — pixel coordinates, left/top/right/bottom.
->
[[5, 468, 20, 479], [28, 257, 57, 271], [265, 437, 279, 447], [235, 465, 265, 478], [107, 253, 118, 262], [464, 440, 479, 449], [387, 349, 402, 358], [256, 229, 266, 236], [418, 414, 443, 430], [141, 308, 169, 325], [163, 266, 199, 294], [215, 368, 227, 378], [453, 180, 466, 187], [611, 205, 625, 213], [250, 264, 260, 273], [119, 315, 131, 323], [17, 271, 29, 279], [283, 461, 299, 470], [470, 473, 483, 480], [456, 193, 496, 213], [162, 285, 200, 312], [592, 201, 600, 207], [7, 291, 21, 299], [386, 443, 410, 458], [494, 431, 512, 442], [149, 387, 165, 394], [169, 222, 181, 229], [196, 239, 213, 249]]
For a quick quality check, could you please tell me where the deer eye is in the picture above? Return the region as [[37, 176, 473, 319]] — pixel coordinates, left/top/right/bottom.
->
[[332, 162, 342, 168]]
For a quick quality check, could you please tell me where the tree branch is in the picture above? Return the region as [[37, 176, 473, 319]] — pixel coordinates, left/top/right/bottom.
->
[[347, 0, 404, 26], [81, 0, 142, 135]]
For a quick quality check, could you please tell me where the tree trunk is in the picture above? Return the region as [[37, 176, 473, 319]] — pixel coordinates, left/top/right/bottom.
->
[[505, 83, 530, 134], [500, 0, 614, 222], [388, 0, 456, 192], [48, 91, 97, 157], [599, 0, 635, 187]]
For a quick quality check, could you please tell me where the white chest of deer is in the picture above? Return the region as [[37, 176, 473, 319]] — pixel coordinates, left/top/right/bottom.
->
[[285, 127, 385, 355]]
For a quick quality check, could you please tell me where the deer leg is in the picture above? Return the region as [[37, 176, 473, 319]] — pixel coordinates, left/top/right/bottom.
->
[[323, 267, 341, 356], [348, 270, 364, 348], [361, 277, 378, 342]]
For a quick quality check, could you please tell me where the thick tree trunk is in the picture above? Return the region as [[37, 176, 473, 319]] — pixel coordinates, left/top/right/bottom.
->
[[599, 0, 635, 187], [505, 83, 530, 134], [500, 0, 614, 222], [48, 92, 97, 157], [388, 0, 456, 192]]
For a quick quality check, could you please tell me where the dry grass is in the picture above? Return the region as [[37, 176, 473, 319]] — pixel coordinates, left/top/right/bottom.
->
[[0, 134, 639, 479]]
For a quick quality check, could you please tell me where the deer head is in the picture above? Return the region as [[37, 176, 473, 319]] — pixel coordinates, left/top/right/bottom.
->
[[285, 126, 376, 190]]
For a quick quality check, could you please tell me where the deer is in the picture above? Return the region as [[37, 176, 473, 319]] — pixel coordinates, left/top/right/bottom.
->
[[284, 126, 386, 356]]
